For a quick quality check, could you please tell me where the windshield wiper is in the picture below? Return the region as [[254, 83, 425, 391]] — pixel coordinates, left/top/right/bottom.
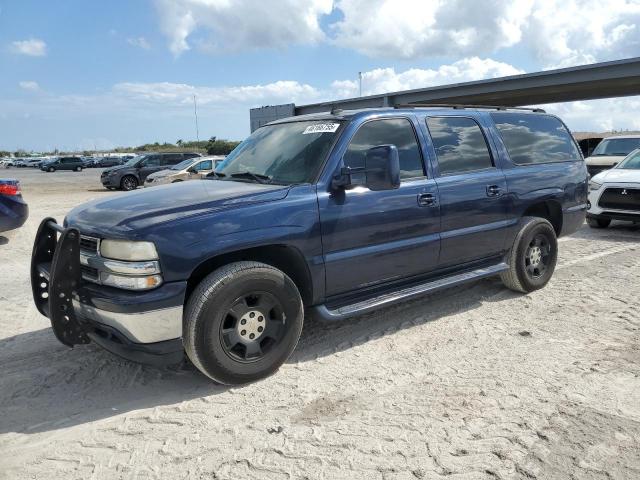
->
[[229, 171, 271, 184]]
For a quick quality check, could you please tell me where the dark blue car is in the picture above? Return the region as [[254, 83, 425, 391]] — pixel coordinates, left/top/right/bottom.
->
[[30, 106, 588, 384], [0, 179, 28, 233]]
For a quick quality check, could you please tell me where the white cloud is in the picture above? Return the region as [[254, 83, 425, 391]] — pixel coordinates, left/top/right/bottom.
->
[[331, 0, 531, 59], [10, 38, 47, 56], [523, 0, 640, 68], [330, 57, 525, 98], [153, 0, 333, 56], [113, 80, 321, 106], [127, 36, 151, 50], [19, 81, 41, 92], [151, 1, 640, 68], [544, 97, 640, 133]]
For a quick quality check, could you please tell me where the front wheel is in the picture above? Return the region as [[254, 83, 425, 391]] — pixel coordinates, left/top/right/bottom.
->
[[184, 261, 304, 384], [48, 167, 55, 172], [501, 217, 558, 293], [587, 217, 611, 229], [120, 175, 138, 191]]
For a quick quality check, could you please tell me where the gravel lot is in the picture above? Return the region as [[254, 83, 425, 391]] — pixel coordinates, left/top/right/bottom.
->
[[1, 168, 639, 480]]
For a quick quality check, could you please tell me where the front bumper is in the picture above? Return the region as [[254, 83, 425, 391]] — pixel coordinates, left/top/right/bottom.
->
[[100, 174, 120, 187], [588, 183, 640, 222], [30, 218, 185, 366]]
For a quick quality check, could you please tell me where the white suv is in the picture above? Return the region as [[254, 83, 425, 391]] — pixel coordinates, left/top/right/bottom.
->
[[585, 135, 640, 177], [587, 148, 640, 228]]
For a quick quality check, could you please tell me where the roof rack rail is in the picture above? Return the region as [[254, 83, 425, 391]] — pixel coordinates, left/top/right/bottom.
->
[[393, 104, 546, 113]]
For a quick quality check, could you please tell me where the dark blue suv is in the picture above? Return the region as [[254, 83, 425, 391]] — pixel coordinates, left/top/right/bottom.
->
[[31, 106, 587, 384]]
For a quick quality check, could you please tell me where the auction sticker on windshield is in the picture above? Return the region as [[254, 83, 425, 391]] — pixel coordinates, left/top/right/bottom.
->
[[302, 123, 340, 134]]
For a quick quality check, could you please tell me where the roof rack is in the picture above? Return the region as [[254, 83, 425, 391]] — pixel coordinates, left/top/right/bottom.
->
[[393, 104, 546, 113]]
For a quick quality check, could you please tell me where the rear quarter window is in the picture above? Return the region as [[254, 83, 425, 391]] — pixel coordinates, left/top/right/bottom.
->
[[491, 113, 581, 165]]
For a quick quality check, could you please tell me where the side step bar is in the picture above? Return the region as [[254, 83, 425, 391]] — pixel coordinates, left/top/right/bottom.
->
[[312, 262, 508, 322]]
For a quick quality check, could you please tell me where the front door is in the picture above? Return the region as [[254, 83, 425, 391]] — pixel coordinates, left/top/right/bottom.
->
[[138, 154, 162, 182], [425, 116, 509, 267], [319, 117, 441, 297]]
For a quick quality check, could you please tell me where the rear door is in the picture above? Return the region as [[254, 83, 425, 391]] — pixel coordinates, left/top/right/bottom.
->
[[193, 159, 213, 178], [426, 116, 509, 268]]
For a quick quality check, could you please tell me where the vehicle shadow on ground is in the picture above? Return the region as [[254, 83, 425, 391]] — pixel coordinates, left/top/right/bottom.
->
[[0, 278, 514, 435], [570, 222, 640, 241], [0, 236, 9, 246]]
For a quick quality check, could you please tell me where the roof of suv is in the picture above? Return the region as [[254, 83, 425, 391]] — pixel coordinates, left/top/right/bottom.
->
[[266, 105, 548, 127]]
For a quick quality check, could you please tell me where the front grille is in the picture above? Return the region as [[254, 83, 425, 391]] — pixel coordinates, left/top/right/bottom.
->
[[80, 235, 99, 254], [598, 187, 640, 211]]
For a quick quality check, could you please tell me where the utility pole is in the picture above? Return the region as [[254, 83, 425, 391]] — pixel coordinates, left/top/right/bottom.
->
[[358, 72, 362, 97], [193, 94, 200, 143]]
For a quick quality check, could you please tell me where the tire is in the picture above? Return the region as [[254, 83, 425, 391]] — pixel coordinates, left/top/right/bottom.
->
[[184, 261, 304, 385], [75, 166, 83, 172], [120, 175, 138, 191], [48, 167, 55, 172], [500, 217, 558, 293], [587, 217, 611, 229]]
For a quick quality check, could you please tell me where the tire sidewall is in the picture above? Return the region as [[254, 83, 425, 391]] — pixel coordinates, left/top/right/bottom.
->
[[121, 175, 137, 191], [514, 220, 558, 291], [188, 266, 303, 384]]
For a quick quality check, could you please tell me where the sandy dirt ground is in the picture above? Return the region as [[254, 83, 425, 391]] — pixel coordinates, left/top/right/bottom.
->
[[1, 168, 639, 480]]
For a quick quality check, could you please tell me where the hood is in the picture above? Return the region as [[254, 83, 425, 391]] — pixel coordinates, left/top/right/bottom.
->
[[592, 168, 640, 184], [66, 180, 290, 235], [585, 155, 625, 166], [103, 164, 132, 174], [147, 169, 173, 180]]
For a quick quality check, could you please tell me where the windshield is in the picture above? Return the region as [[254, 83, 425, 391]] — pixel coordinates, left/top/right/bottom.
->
[[124, 155, 145, 167], [171, 158, 193, 171], [591, 138, 640, 156], [214, 120, 344, 184], [616, 150, 640, 169]]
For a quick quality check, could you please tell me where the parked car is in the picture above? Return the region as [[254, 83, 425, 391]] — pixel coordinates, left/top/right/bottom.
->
[[14, 159, 28, 168], [144, 156, 225, 187], [0, 179, 28, 233], [31, 106, 587, 384], [98, 157, 124, 168], [101, 152, 201, 190], [81, 157, 99, 168], [41, 156, 84, 172], [585, 135, 640, 177], [587, 148, 640, 228]]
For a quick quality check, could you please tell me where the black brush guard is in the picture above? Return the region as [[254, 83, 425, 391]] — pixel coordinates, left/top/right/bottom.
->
[[30, 217, 90, 347]]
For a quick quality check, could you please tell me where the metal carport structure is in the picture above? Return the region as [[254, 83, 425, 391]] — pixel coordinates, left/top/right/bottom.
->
[[250, 57, 640, 131]]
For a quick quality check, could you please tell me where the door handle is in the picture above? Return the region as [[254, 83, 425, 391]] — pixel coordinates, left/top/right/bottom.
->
[[486, 185, 502, 197], [417, 192, 437, 207]]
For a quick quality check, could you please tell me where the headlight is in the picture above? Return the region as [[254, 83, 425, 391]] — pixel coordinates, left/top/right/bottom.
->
[[100, 272, 163, 290], [589, 180, 602, 191], [100, 239, 159, 261]]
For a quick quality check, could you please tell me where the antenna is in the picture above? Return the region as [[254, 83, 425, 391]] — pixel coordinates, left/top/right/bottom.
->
[[193, 95, 200, 143]]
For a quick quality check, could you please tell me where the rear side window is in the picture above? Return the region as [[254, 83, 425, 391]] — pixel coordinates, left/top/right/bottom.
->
[[491, 113, 581, 165], [344, 118, 424, 179], [426, 117, 493, 175], [162, 154, 183, 165], [143, 155, 161, 167]]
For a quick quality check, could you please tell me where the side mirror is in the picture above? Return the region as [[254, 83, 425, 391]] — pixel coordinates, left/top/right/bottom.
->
[[332, 145, 400, 191], [364, 145, 400, 191], [187, 167, 197, 173]]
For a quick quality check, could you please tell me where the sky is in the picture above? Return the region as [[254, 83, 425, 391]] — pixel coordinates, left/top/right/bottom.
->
[[1, 0, 640, 152]]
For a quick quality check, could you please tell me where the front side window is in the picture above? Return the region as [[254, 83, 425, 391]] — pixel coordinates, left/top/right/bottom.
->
[[216, 120, 344, 184], [427, 117, 493, 175], [142, 155, 161, 167], [344, 118, 424, 179], [491, 113, 581, 165], [197, 160, 213, 171]]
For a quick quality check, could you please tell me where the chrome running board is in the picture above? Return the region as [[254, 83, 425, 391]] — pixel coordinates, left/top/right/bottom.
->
[[313, 262, 508, 322]]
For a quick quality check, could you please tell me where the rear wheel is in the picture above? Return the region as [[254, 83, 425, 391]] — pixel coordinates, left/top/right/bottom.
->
[[184, 261, 304, 384], [120, 175, 138, 191], [75, 166, 83, 172], [587, 217, 611, 229], [501, 217, 558, 293], [48, 167, 55, 172]]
